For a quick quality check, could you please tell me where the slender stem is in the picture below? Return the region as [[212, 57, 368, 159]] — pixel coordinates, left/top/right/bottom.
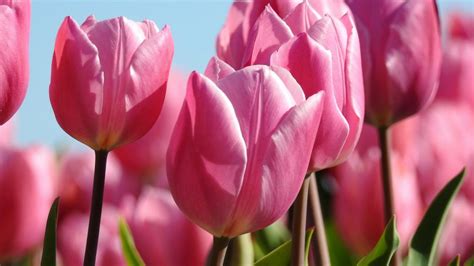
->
[[308, 173, 330, 266], [377, 127, 400, 266], [206, 236, 230, 266], [291, 175, 310, 266], [83, 150, 109, 266]]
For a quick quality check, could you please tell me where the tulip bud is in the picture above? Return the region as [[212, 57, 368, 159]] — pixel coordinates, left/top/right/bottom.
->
[[50, 16, 174, 150], [167, 65, 324, 237], [0, 0, 30, 125], [0, 145, 56, 260], [346, 0, 442, 126]]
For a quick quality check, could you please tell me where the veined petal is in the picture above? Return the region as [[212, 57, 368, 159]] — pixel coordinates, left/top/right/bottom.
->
[[167, 72, 247, 236], [204, 56, 235, 82]]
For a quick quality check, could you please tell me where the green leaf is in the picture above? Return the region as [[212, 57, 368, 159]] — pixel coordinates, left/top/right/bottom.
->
[[464, 256, 474, 266], [254, 228, 313, 266], [304, 229, 314, 265], [448, 255, 460, 266], [41, 197, 60, 266], [119, 218, 145, 266], [227, 234, 254, 265], [357, 216, 400, 266], [253, 220, 291, 260], [407, 169, 465, 266]]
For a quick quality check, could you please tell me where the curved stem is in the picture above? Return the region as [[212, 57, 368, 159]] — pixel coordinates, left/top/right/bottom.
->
[[84, 150, 109, 266], [206, 236, 230, 266], [309, 173, 330, 266], [377, 127, 400, 266], [291, 175, 310, 266]]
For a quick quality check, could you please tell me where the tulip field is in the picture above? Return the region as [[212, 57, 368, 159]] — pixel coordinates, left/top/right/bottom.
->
[[0, 0, 473, 266]]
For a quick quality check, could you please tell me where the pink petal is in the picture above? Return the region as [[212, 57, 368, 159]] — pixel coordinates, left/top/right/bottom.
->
[[284, 0, 321, 35], [167, 72, 247, 236], [241, 5, 293, 66], [225, 92, 325, 236], [49, 16, 104, 149], [269, 66, 306, 104], [204, 56, 235, 82]]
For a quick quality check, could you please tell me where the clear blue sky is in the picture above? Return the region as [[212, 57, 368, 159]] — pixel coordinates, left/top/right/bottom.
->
[[14, 0, 474, 149]]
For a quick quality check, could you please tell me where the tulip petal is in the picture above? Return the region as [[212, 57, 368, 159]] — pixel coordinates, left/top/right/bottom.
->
[[269, 66, 306, 104], [242, 5, 293, 66], [49, 16, 104, 149], [284, 0, 321, 35], [385, 0, 441, 122], [204, 56, 235, 82], [167, 72, 247, 236], [225, 92, 325, 236]]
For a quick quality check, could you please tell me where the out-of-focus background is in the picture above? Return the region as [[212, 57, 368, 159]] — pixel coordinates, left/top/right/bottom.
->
[[13, 0, 474, 149]]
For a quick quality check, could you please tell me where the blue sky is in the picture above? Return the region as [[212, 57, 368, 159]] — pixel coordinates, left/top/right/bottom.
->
[[13, 0, 474, 149]]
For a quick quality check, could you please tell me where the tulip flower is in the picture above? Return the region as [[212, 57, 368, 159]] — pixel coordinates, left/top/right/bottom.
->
[[50, 15, 174, 151], [113, 70, 187, 183], [58, 151, 139, 215], [49, 15, 174, 264], [123, 188, 212, 266], [346, 0, 442, 126], [58, 207, 126, 266], [0, 145, 56, 260], [0, 0, 30, 125], [167, 66, 324, 239], [449, 12, 474, 41]]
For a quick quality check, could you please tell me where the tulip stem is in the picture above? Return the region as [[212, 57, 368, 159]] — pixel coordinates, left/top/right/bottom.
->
[[291, 175, 310, 266], [377, 127, 400, 266], [309, 173, 330, 266], [84, 150, 109, 266], [207, 236, 230, 266]]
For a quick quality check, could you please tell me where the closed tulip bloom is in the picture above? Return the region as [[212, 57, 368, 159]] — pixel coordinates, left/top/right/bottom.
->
[[346, 0, 442, 126], [50, 16, 174, 151], [167, 66, 325, 237], [0, 0, 30, 125], [0, 145, 56, 260], [123, 188, 212, 266], [113, 70, 187, 182]]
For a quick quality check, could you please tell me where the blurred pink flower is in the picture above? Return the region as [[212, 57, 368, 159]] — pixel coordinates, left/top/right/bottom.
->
[[449, 12, 474, 41], [0, 119, 15, 147], [49, 15, 174, 150], [346, 0, 442, 126], [58, 206, 126, 266], [0, 0, 30, 125], [0, 145, 56, 260], [167, 66, 324, 237], [113, 70, 187, 184], [58, 151, 139, 215], [123, 187, 212, 266]]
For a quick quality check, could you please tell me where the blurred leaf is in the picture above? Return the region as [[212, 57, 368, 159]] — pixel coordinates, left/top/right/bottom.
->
[[464, 256, 474, 266], [304, 228, 314, 265], [119, 218, 145, 266], [407, 169, 465, 266], [254, 228, 313, 266], [448, 255, 460, 266], [41, 197, 60, 266], [253, 220, 291, 260], [227, 234, 254, 265], [357, 216, 399, 266], [326, 221, 358, 266]]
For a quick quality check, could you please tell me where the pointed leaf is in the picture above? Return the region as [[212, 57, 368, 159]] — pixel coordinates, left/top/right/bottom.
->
[[254, 228, 313, 266], [357, 216, 400, 266], [448, 255, 460, 266], [119, 218, 145, 266], [41, 197, 60, 266], [407, 169, 465, 266]]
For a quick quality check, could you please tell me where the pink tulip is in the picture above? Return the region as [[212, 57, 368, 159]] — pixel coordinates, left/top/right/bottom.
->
[[58, 151, 139, 215], [449, 12, 474, 41], [332, 132, 423, 255], [167, 66, 324, 237], [346, 0, 442, 126], [0, 0, 30, 125], [217, 1, 364, 170], [0, 145, 57, 260], [58, 206, 126, 266], [0, 119, 15, 147], [113, 70, 187, 182], [123, 187, 212, 266], [50, 16, 174, 151]]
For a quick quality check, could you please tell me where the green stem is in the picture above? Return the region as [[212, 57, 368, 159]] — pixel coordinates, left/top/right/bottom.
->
[[83, 150, 109, 266], [377, 127, 400, 266], [206, 236, 230, 266], [308, 173, 330, 266], [291, 175, 311, 266]]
